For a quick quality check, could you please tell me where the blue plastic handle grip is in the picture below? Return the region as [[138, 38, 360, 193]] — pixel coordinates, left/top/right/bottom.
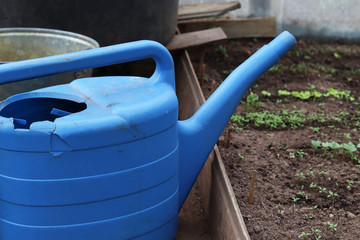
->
[[0, 40, 175, 89]]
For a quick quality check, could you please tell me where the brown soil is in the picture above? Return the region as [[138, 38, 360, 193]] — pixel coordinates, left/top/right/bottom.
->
[[190, 38, 360, 240]]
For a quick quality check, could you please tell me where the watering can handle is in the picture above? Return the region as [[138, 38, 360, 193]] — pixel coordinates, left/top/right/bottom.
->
[[0, 40, 175, 89]]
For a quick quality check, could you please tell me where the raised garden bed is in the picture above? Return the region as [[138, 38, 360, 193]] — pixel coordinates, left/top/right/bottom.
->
[[190, 38, 360, 239]]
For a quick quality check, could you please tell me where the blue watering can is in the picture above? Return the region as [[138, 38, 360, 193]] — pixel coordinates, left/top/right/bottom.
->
[[0, 31, 296, 239]]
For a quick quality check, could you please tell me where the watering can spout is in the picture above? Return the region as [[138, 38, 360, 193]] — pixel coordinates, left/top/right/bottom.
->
[[177, 31, 296, 208]]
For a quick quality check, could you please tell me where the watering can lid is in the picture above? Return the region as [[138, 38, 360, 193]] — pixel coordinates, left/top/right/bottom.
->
[[0, 76, 178, 152]]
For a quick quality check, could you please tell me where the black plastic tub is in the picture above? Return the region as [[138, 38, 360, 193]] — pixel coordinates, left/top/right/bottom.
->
[[0, 0, 178, 46]]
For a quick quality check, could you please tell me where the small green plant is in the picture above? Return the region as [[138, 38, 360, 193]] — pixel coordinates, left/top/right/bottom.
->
[[261, 90, 271, 97], [319, 171, 328, 176], [327, 191, 339, 200], [296, 172, 306, 179], [323, 221, 337, 232], [278, 89, 291, 96], [246, 92, 259, 113], [312, 140, 322, 149], [310, 182, 317, 188], [334, 52, 342, 59], [344, 133, 351, 140], [310, 205, 318, 211], [297, 191, 305, 196], [318, 186, 327, 193], [289, 152, 295, 158], [307, 168, 315, 178], [216, 44, 228, 58], [222, 69, 233, 75], [311, 127, 320, 133], [292, 197, 300, 210], [290, 62, 308, 74], [346, 179, 355, 188], [297, 149, 305, 158], [298, 232, 311, 238]]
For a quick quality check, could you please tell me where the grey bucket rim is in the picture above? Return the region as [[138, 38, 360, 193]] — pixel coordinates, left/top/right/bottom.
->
[[0, 27, 100, 49]]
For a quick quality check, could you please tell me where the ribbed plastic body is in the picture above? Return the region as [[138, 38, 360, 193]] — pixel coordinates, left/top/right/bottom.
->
[[0, 40, 179, 239], [0, 76, 179, 240]]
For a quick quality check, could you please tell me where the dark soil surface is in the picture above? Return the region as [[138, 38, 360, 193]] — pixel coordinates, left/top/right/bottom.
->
[[190, 38, 360, 240]]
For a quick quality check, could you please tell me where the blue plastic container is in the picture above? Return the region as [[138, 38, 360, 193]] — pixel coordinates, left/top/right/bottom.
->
[[0, 32, 296, 239]]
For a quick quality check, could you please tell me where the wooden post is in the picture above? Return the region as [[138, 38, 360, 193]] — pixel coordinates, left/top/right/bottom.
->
[[286, 233, 291, 240], [200, 64, 206, 87], [225, 128, 231, 149], [210, 80, 216, 94], [249, 170, 257, 204]]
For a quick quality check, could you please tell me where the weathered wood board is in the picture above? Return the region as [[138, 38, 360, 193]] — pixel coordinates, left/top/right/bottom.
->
[[167, 27, 227, 51], [178, 1, 241, 21], [179, 17, 277, 38]]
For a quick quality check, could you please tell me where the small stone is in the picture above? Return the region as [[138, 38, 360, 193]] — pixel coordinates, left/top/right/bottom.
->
[[254, 226, 262, 233], [347, 212, 356, 219], [329, 214, 335, 218]]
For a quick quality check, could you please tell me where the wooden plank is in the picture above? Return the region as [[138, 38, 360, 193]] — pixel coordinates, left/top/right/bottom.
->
[[166, 28, 227, 51], [179, 17, 277, 38], [174, 49, 251, 239], [210, 146, 251, 240], [178, 1, 241, 20]]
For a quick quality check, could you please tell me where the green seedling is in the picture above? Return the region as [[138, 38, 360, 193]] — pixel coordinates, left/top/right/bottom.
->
[[292, 90, 313, 100], [307, 168, 315, 178], [278, 89, 291, 96], [310, 182, 317, 188], [312, 229, 321, 234], [298, 232, 311, 238], [311, 127, 320, 133], [323, 221, 337, 232], [310, 205, 318, 211], [319, 171, 328, 176], [327, 191, 339, 200], [256, 102, 263, 108], [344, 133, 351, 140], [222, 69, 233, 75], [297, 149, 305, 158], [261, 90, 271, 97], [334, 52, 342, 59], [290, 62, 308, 74], [296, 172, 306, 179], [346, 179, 355, 188], [246, 92, 259, 113], [292, 197, 300, 210], [318, 186, 327, 193], [289, 152, 295, 158], [216, 44, 228, 58], [312, 140, 322, 149], [231, 114, 248, 126]]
